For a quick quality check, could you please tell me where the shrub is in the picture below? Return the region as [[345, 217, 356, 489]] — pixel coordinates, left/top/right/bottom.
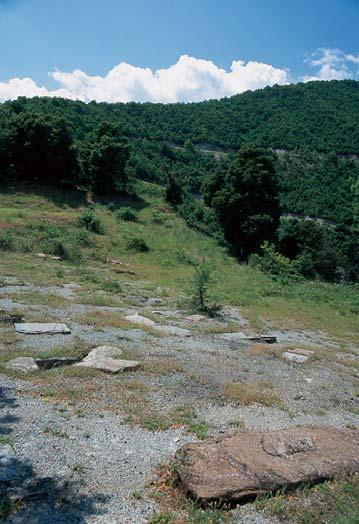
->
[[189, 260, 219, 315], [102, 280, 122, 293], [116, 207, 138, 221], [78, 209, 104, 234], [152, 209, 165, 224], [106, 202, 116, 212], [250, 241, 301, 284], [127, 237, 149, 252], [0, 231, 15, 251]]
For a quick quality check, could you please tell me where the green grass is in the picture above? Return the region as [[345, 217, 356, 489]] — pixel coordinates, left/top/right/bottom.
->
[[255, 475, 359, 524], [0, 182, 358, 343]]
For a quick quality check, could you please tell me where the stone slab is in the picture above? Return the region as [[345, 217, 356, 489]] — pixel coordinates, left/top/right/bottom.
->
[[283, 351, 309, 363], [14, 323, 71, 335], [175, 426, 359, 503], [75, 346, 141, 373]]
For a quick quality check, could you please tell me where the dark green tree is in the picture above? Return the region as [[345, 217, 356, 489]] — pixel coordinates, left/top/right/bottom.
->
[[203, 147, 280, 259], [78, 123, 130, 194], [10, 113, 76, 185], [165, 170, 183, 206]]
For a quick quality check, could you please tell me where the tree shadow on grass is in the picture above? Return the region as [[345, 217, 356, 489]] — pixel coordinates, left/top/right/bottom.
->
[[0, 384, 109, 523], [0, 183, 87, 210], [94, 191, 149, 212]]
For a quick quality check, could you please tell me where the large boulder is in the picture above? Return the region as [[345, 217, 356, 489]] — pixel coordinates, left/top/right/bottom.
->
[[175, 426, 359, 503]]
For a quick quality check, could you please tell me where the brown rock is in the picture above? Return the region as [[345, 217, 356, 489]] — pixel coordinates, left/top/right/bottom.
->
[[175, 426, 359, 503]]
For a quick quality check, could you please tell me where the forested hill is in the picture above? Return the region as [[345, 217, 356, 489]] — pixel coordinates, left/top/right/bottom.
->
[[2, 79, 359, 153], [0, 80, 358, 282]]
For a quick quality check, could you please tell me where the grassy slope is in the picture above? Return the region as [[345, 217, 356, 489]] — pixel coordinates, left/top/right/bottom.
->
[[0, 181, 358, 343]]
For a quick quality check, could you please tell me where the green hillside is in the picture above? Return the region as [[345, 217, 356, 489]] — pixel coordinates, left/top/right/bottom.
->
[[1, 80, 358, 282]]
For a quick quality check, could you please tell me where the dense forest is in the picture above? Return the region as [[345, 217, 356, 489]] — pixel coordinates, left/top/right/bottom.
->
[[0, 80, 358, 282]]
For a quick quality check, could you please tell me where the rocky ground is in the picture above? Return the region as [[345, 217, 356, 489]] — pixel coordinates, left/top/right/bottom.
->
[[0, 276, 358, 523]]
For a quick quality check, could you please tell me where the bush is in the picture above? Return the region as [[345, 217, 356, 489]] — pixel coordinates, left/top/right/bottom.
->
[[250, 241, 301, 284], [127, 237, 149, 252], [78, 209, 104, 234], [116, 207, 138, 221]]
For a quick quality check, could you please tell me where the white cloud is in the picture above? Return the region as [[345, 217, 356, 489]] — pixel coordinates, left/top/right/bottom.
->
[[0, 55, 289, 103], [0, 50, 357, 103], [303, 48, 359, 82]]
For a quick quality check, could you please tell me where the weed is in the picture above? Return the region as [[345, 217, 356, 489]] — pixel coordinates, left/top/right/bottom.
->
[[0, 435, 14, 447]]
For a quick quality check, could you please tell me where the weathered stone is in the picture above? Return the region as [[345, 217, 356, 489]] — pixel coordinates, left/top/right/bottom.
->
[[185, 314, 207, 323], [75, 346, 141, 373], [175, 426, 359, 503], [6, 357, 39, 372], [125, 313, 156, 327], [156, 325, 191, 336], [36, 357, 79, 369], [283, 352, 309, 363], [218, 332, 247, 341], [220, 306, 249, 325], [14, 323, 71, 335], [287, 348, 314, 357], [146, 297, 162, 306]]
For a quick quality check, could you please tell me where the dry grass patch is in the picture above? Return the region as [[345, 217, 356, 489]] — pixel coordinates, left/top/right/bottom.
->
[[6, 291, 69, 308], [249, 343, 284, 357], [76, 310, 132, 329], [148, 463, 226, 523], [77, 293, 120, 307], [142, 358, 184, 376], [222, 380, 283, 408]]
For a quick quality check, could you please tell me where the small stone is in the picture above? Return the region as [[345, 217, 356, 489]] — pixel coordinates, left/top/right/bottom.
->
[[125, 313, 156, 327], [6, 357, 39, 372], [283, 351, 309, 363], [14, 323, 71, 335], [185, 314, 207, 323]]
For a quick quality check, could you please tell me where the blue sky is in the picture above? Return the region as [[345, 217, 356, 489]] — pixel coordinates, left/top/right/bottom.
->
[[0, 0, 358, 102]]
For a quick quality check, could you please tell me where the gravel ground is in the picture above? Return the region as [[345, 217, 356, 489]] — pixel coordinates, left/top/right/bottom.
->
[[0, 280, 358, 523]]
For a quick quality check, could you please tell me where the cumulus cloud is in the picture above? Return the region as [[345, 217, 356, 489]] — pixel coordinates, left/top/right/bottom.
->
[[303, 48, 359, 82], [0, 50, 358, 103], [0, 55, 289, 103]]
